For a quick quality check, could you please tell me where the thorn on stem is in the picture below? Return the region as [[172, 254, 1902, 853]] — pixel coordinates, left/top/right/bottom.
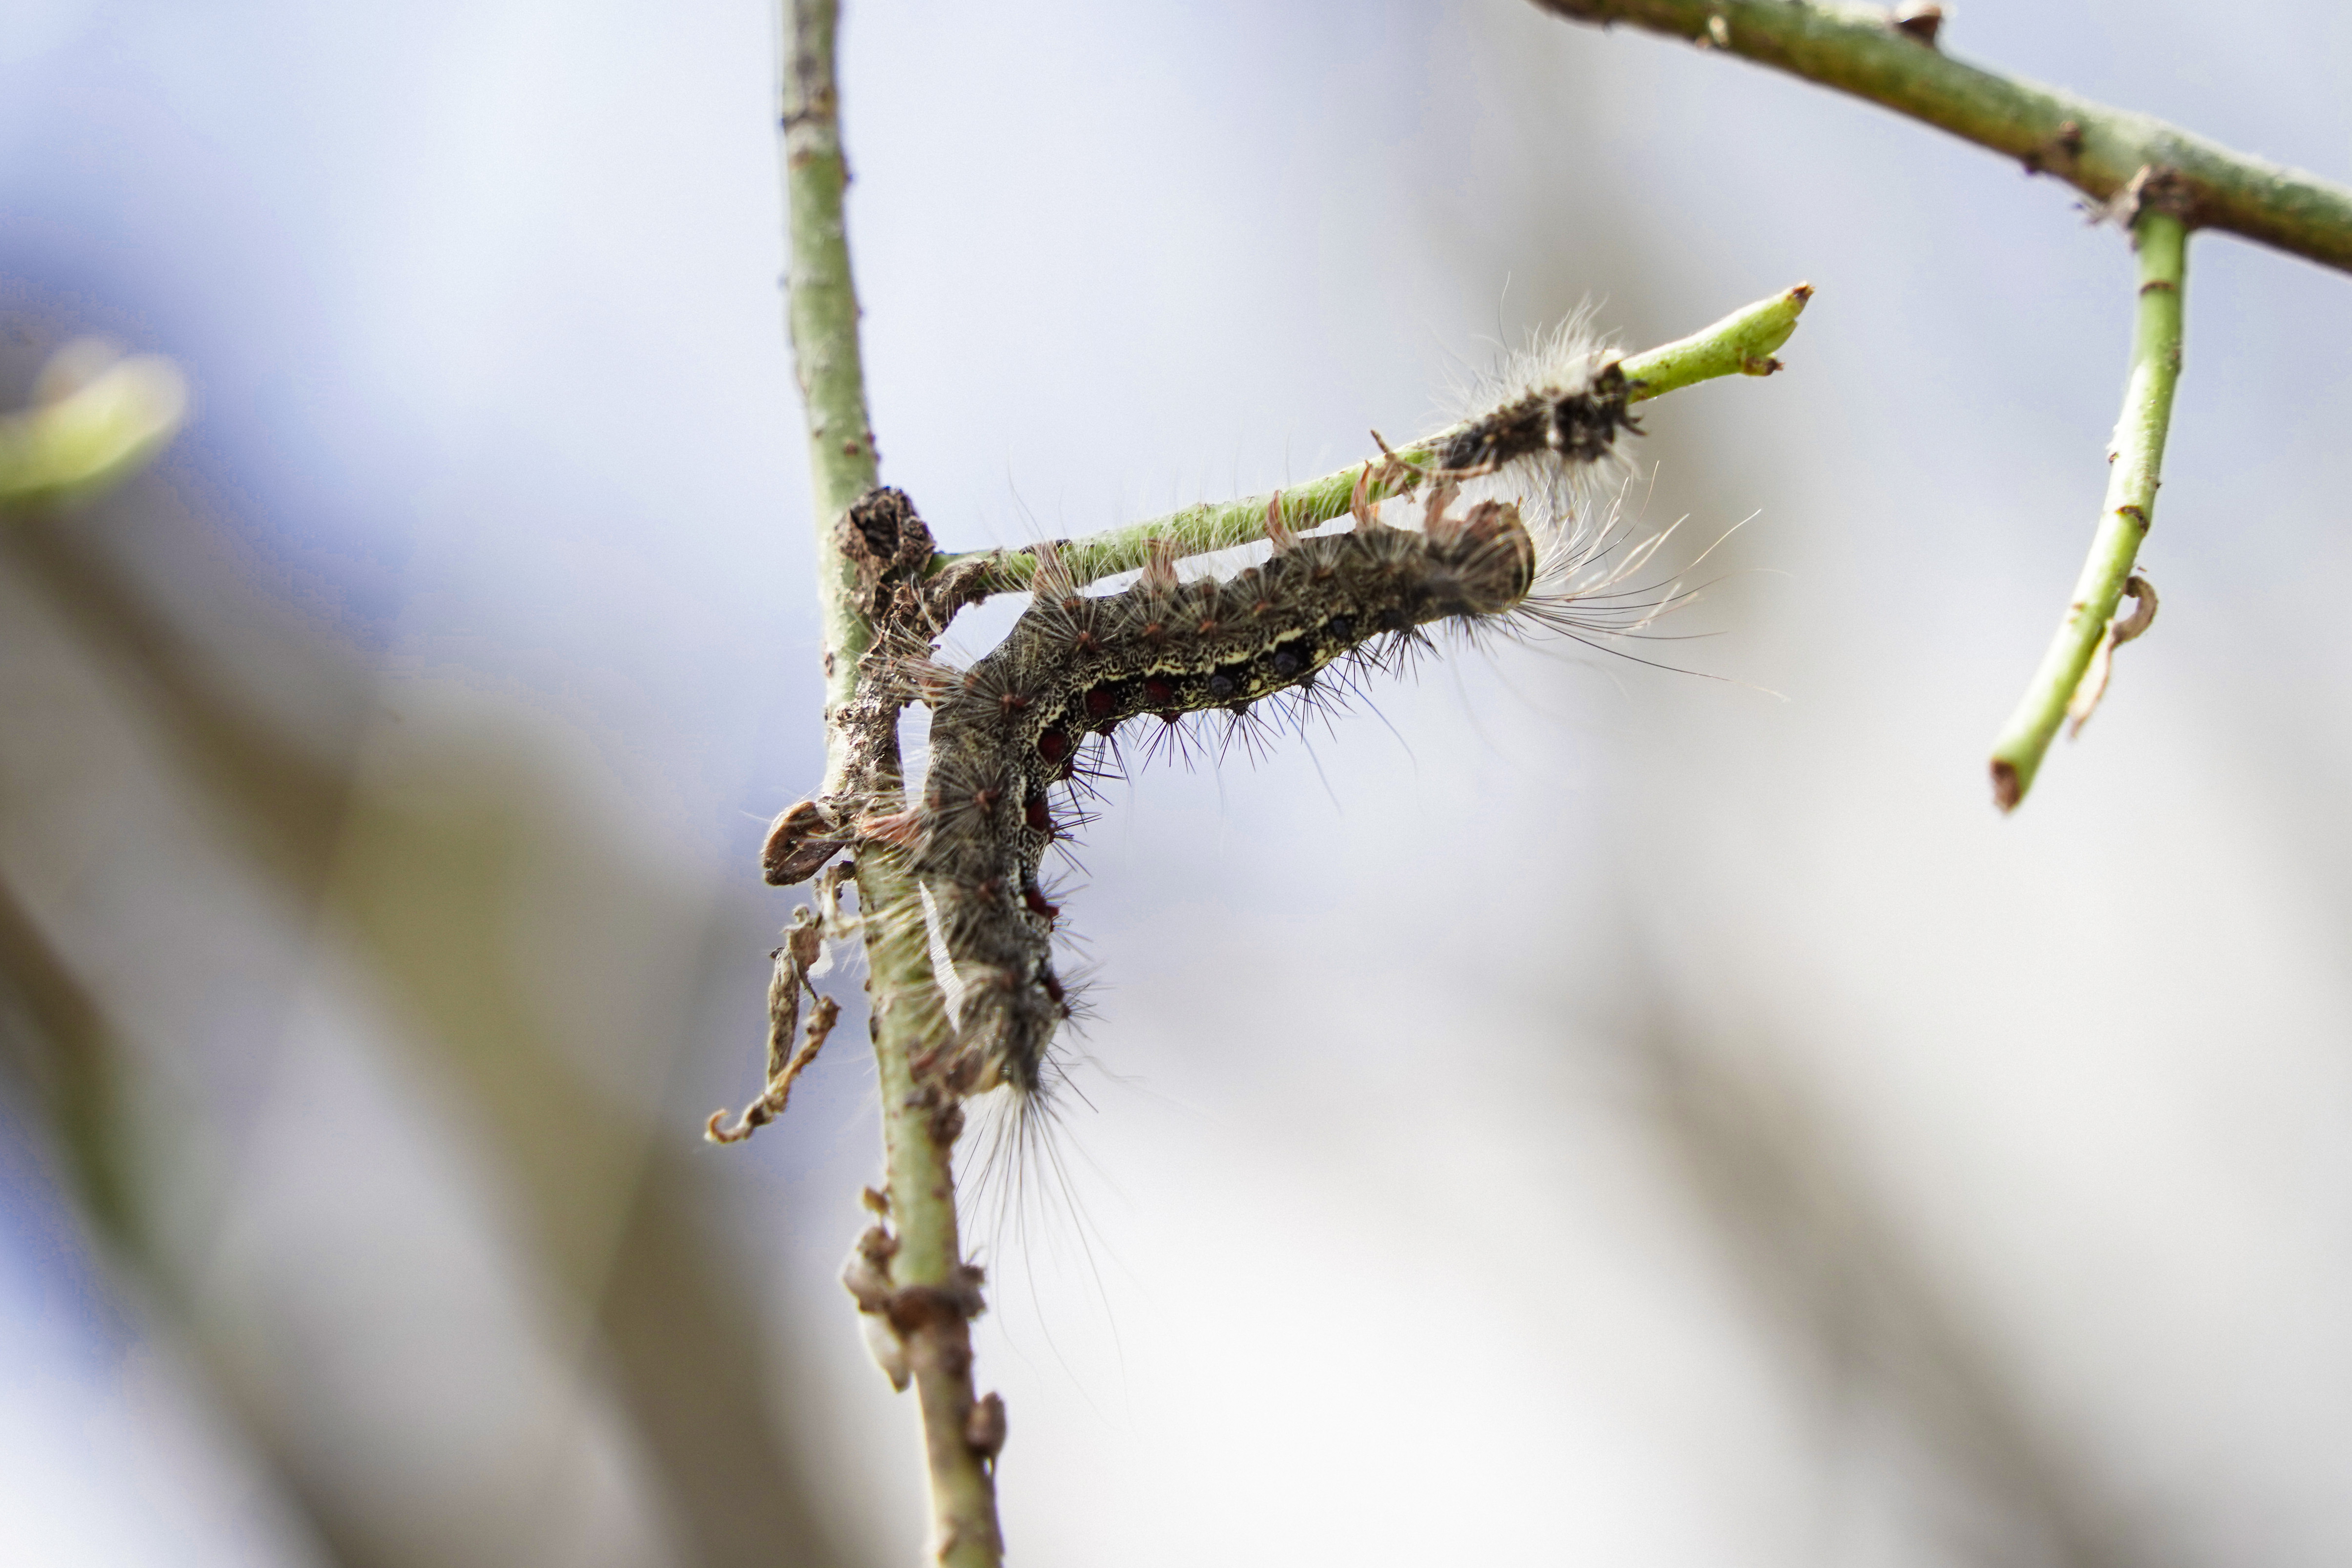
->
[[965, 1394, 1008, 1461], [1890, 4, 1943, 47], [2065, 574, 2157, 737]]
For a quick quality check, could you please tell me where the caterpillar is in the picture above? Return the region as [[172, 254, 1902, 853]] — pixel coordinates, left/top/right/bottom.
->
[[723, 320, 1660, 1143], [902, 336, 1647, 1098], [910, 480, 1542, 1095]]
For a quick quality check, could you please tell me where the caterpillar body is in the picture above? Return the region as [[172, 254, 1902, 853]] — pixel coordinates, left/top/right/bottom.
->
[[913, 480, 1554, 1096], [903, 337, 1650, 1101], [726, 324, 1651, 1132]]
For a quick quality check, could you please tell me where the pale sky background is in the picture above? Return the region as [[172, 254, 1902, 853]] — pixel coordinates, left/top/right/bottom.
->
[[3, 2, 2351, 1565]]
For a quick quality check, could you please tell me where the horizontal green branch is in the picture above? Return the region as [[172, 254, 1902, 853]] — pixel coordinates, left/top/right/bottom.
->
[[932, 282, 1811, 599], [1530, 0, 2352, 276]]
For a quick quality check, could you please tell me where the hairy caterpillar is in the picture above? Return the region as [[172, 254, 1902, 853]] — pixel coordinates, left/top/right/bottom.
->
[[906, 342, 1643, 1099], [910, 481, 1537, 1094], [726, 321, 1660, 1139]]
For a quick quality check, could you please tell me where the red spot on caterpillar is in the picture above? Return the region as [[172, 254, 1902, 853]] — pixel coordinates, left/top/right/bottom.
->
[[1023, 883, 1059, 921], [1073, 630, 1102, 654], [1040, 971, 1066, 1005], [1024, 792, 1052, 833], [971, 786, 1001, 811], [999, 691, 1030, 715], [1084, 686, 1116, 720], [1144, 677, 1176, 706], [1037, 730, 1072, 764]]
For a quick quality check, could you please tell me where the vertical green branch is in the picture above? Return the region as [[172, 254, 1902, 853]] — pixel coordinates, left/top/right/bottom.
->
[[783, 0, 881, 748], [777, 3, 1004, 1564], [1989, 204, 2188, 810]]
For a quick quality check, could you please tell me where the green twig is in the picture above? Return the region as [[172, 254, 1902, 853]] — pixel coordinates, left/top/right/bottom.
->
[[784, 0, 881, 779], [931, 282, 1813, 600], [1989, 206, 2187, 811], [1528, 0, 2352, 277], [777, 3, 1004, 1564]]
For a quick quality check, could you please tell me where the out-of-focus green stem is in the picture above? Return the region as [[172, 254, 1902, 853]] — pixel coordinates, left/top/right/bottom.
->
[[1990, 211, 2187, 810], [1530, 0, 2352, 277], [0, 350, 186, 509], [776, 3, 1004, 1564], [931, 283, 1811, 599]]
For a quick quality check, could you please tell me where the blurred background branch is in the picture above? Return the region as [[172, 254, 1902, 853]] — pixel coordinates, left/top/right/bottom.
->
[[1, 323, 867, 1566], [0, 342, 185, 509]]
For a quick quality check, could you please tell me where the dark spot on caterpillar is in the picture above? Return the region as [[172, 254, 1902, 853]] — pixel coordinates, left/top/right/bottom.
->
[[1324, 614, 1354, 642], [1376, 605, 1412, 632], [1040, 970, 1065, 1006], [1083, 684, 1119, 720], [1205, 671, 1237, 701], [1269, 644, 1306, 680], [1157, 710, 1181, 724], [1023, 882, 1058, 921], [1144, 676, 1176, 706], [1024, 791, 1051, 833], [1037, 729, 1072, 764]]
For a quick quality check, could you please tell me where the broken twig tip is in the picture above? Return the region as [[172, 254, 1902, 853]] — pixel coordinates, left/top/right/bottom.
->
[[1990, 759, 2023, 814]]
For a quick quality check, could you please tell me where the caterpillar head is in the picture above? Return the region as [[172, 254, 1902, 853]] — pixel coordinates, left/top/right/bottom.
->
[[1421, 493, 1537, 616]]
